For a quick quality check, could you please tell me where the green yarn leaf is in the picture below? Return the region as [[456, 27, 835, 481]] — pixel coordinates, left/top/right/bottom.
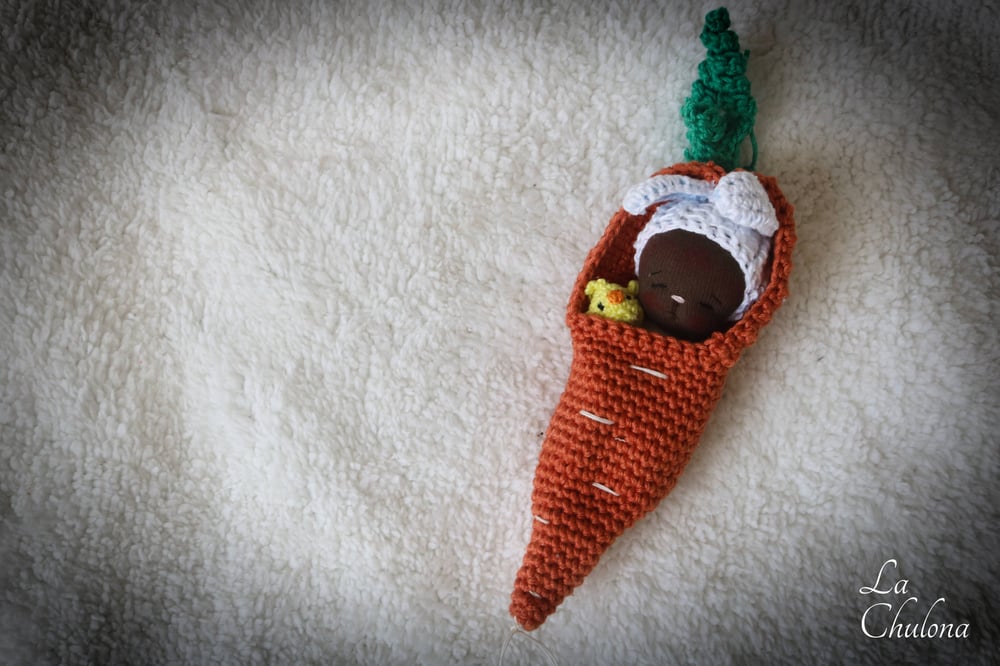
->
[[681, 7, 757, 171]]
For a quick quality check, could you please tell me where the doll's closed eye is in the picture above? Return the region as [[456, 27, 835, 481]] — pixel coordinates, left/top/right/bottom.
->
[[647, 273, 669, 289], [699, 296, 722, 312], [645, 270, 673, 290]]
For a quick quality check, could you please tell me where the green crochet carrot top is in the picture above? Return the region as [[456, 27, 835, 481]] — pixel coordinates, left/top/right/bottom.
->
[[682, 7, 758, 171]]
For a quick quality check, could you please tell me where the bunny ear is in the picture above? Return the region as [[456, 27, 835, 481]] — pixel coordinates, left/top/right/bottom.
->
[[622, 174, 714, 215], [712, 171, 779, 237]]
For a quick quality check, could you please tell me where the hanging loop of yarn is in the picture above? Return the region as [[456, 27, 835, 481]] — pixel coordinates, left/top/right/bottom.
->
[[681, 7, 758, 171], [497, 626, 560, 666]]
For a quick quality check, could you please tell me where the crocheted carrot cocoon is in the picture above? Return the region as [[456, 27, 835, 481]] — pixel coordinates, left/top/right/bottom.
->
[[510, 161, 795, 631]]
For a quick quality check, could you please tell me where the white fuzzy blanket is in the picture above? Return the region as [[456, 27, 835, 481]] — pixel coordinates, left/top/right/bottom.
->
[[2, 1, 998, 664]]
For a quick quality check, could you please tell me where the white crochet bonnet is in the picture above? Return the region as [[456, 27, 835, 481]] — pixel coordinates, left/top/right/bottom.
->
[[624, 171, 779, 320]]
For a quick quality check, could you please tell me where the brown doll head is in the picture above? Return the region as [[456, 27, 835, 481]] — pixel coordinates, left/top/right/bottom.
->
[[626, 171, 781, 342], [636, 229, 745, 341]]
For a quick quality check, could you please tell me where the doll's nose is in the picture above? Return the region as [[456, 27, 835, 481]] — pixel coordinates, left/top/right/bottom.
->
[[671, 294, 685, 304], [608, 290, 625, 305]]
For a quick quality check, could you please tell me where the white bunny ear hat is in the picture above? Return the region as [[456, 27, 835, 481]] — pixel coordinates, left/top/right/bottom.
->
[[624, 171, 779, 321]]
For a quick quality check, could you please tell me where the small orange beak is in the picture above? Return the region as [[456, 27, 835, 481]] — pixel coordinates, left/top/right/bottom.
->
[[607, 290, 624, 305]]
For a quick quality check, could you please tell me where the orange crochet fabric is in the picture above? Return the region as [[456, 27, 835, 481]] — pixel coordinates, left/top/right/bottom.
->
[[510, 161, 796, 631]]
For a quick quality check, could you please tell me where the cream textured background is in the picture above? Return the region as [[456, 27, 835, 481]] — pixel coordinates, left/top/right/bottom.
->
[[2, 1, 998, 664]]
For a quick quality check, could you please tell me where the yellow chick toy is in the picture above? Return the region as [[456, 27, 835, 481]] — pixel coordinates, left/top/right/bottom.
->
[[584, 278, 643, 324]]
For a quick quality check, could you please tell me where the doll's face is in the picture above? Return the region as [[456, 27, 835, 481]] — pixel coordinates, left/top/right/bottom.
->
[[636, 230, 745, 341]]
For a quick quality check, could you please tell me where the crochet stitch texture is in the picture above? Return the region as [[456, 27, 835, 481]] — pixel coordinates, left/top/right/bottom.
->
[[681, 8, 757, 171], [510, 161, 795, 631]]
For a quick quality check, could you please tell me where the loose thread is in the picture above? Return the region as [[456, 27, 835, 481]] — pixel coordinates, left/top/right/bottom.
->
[[497, 625, 560, 666], [746, 130, 758, 171]]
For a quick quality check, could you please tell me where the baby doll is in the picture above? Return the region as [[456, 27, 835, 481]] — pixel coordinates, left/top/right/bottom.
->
[[624, 170, 780, 341], [511, 7, 798, 634]]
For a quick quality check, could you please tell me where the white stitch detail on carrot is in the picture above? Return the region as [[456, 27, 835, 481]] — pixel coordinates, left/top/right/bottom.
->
[[528, 590, 542, 599], [629, 364, 668, 380], [534, 515, 550, 525], [579, 409, 614, 425], [592, 482, 620, 497], [613, 436, 627, 443]]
